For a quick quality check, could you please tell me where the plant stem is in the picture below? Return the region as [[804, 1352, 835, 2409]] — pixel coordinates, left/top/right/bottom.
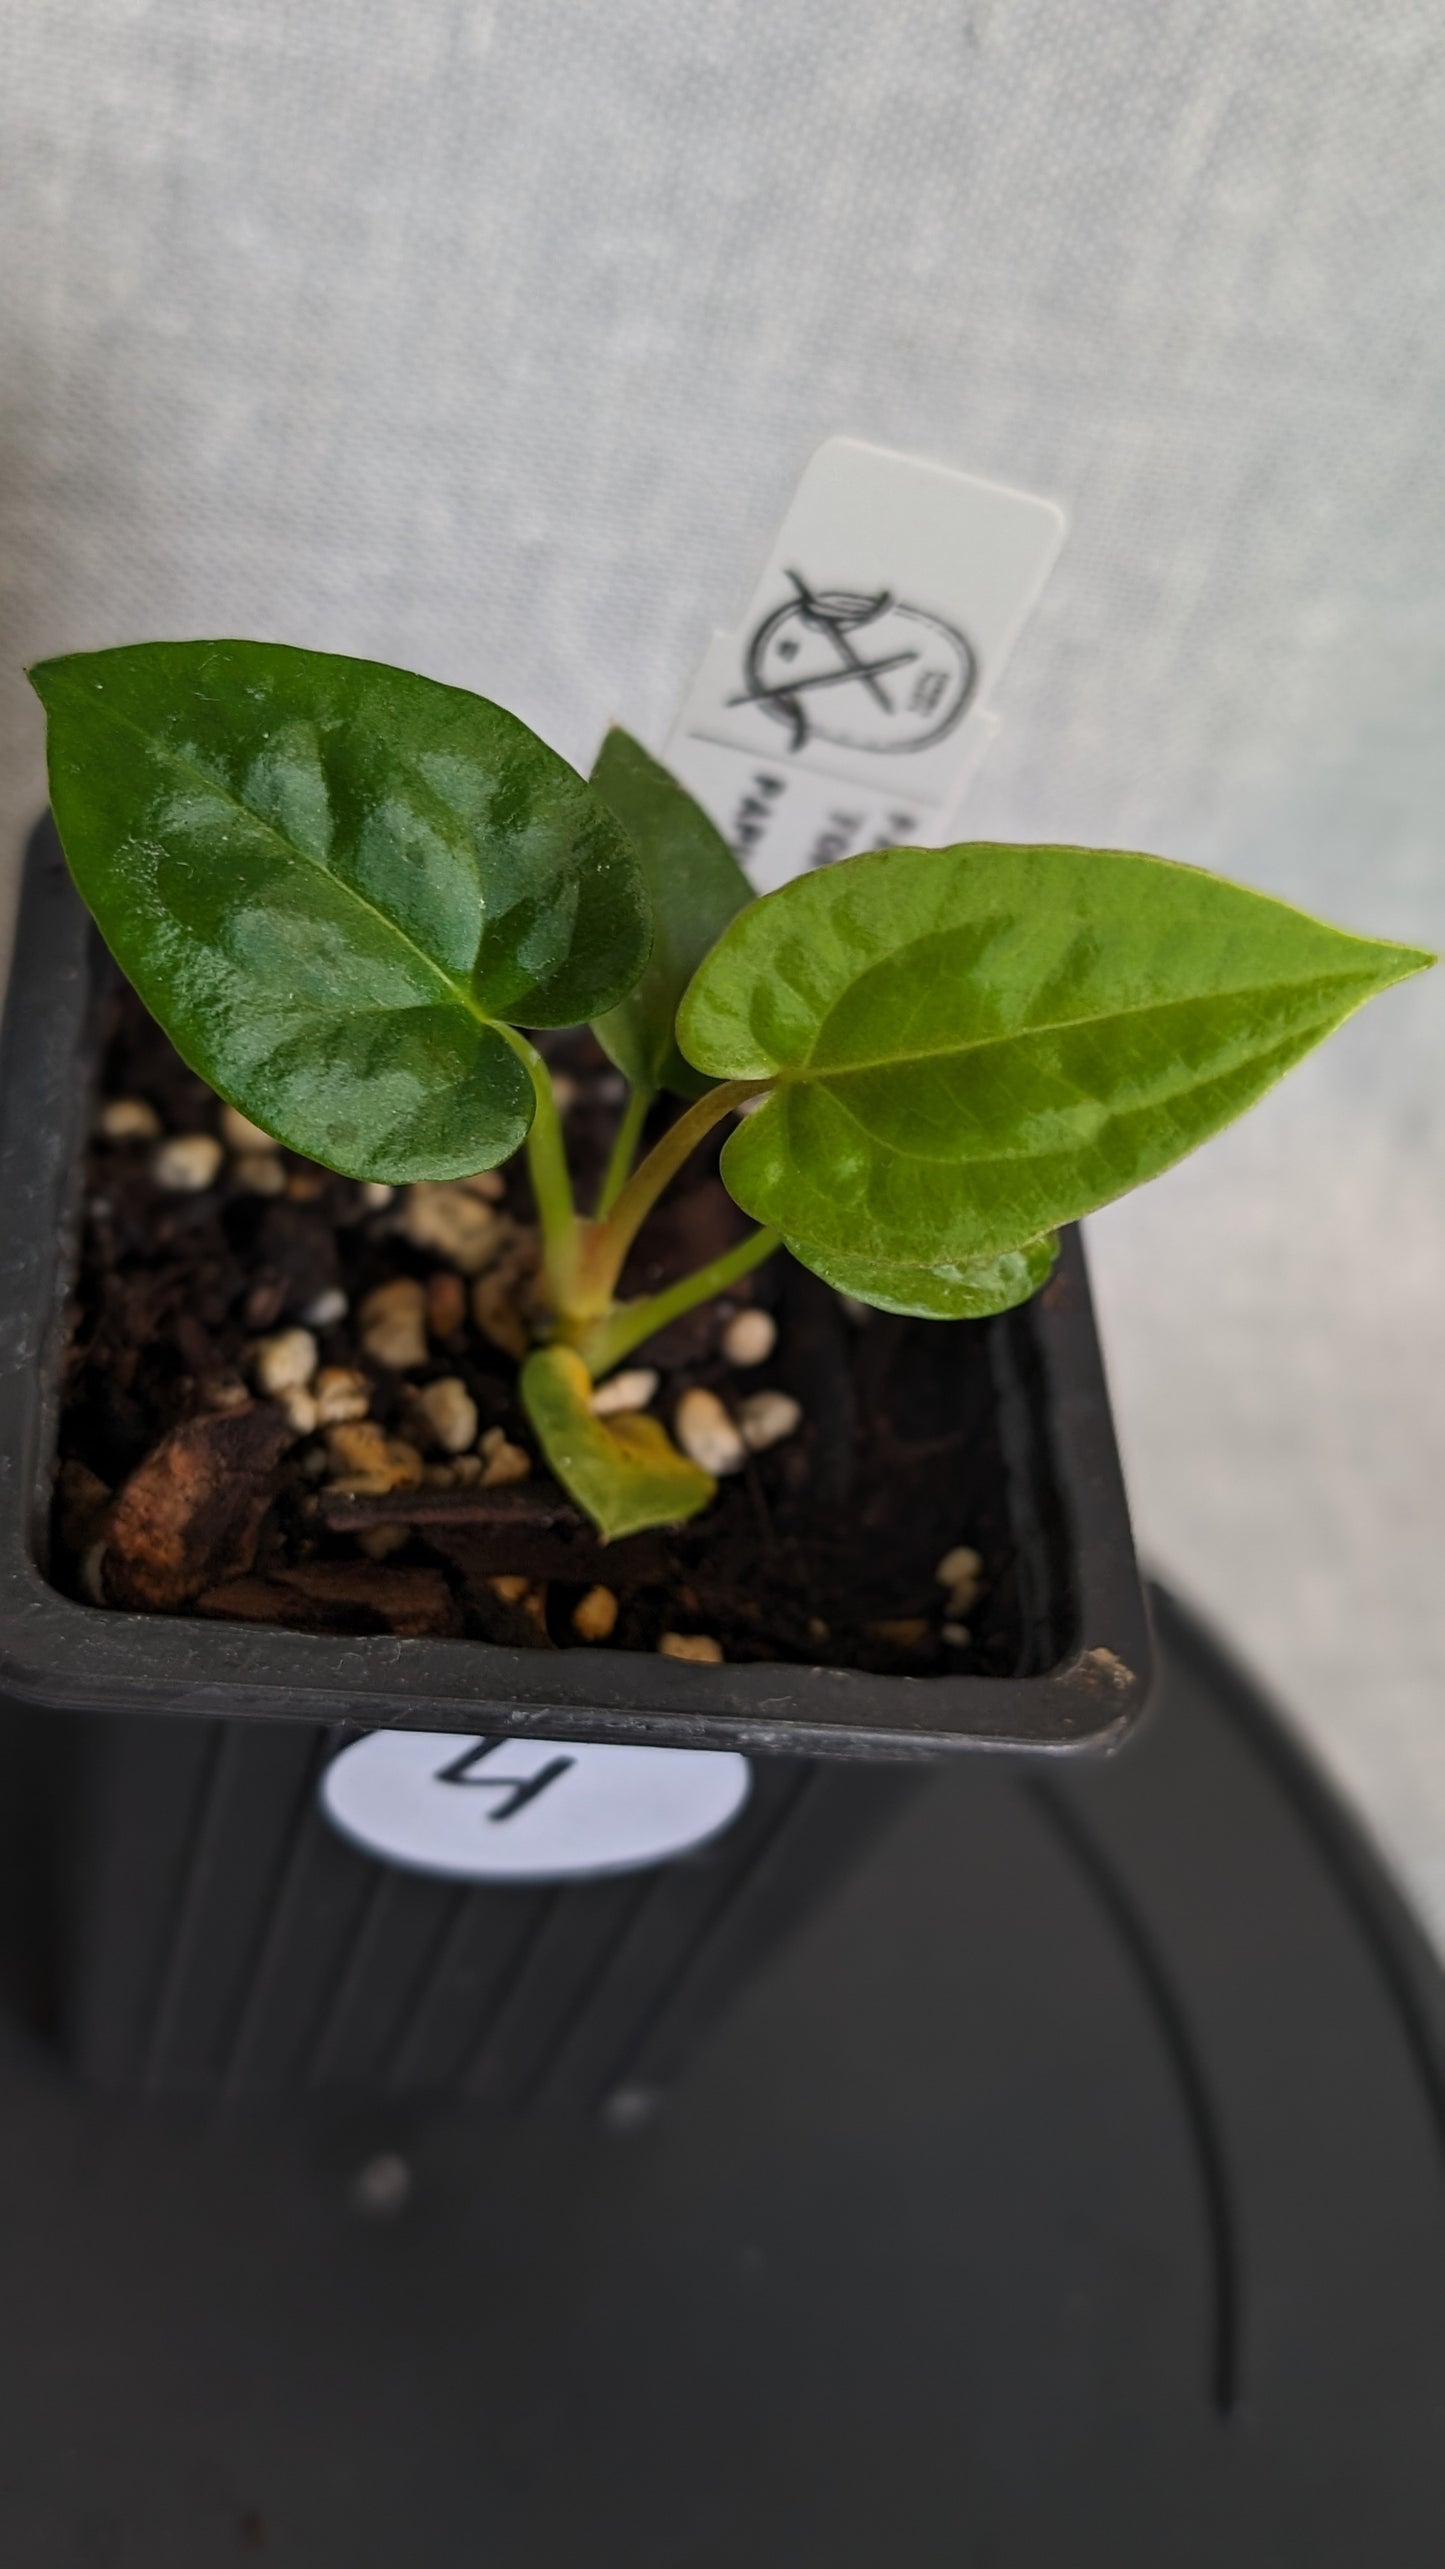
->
[[578, 1078, 767, 1305], [577, 1229, 782, 1378], [595, 1084, 651, 1217], [498, 1029, 578, 1307]]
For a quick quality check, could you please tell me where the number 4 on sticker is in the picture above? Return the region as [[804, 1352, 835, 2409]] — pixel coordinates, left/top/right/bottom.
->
[[434, 1739, 576, 1822], [321, 1733, 753, 1882]]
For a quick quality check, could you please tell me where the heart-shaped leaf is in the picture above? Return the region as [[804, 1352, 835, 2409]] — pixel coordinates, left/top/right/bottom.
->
[[521, 1345, 715, 1540], [31, 642, 650, 1182], [678, 843, 1432, 1266], [590, 728, 753, 1097], [784, 1232, 1058, 1320]]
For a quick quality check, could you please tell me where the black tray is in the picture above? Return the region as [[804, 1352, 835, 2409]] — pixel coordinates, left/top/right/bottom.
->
[[0, 1588, 1439, 2564]]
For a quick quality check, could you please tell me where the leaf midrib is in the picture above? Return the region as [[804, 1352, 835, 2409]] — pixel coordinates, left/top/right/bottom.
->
[[777, 962, 1389, 1085], [76, 681, 496, 1034], [767, 1014, 1334, 1177]]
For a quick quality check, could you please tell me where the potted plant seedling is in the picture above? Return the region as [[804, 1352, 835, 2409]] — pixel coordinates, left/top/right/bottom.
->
[[0, 637, 1430, 2101], [13, 638, 1432, 1700]]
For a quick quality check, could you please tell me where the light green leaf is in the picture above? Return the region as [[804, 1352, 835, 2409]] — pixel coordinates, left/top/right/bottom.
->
[[590, 727, 753, 1097], [677, 843, 1433, 1266], [785, 1231, 1058, 1319], [521, 1345, 715, 1540], [31, 641, 650, 1182]]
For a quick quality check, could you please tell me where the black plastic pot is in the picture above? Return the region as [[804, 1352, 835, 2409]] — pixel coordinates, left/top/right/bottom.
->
[[0, 820, 1152, 2101]]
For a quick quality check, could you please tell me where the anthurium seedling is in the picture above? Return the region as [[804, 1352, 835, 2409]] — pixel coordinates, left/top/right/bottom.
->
[[31, 639, 1433, 1543]]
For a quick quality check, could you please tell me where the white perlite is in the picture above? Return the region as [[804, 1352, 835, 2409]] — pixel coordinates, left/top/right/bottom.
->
[[935, 1545, 984, 1618], [152, 1133, 224, 1192], [232, 1152, 287, 1196], [737, 1389, 802, 1453], [398, 1182, 503, 1275], [313, 1366, 371, 1424], [302, 1287, 349, 1329], [674, 1388, 746, 1476], [98, 1096, 160, 1141], [359, 1278, 428, 1370], [220, 1104, 278, 1153], [479, 1426, 530, 1486], [414, 1376, 479, 1454], [720, 1308, 776, 1367], [589, 1367, 660, 1417], [250, 1327, 319, 1395]]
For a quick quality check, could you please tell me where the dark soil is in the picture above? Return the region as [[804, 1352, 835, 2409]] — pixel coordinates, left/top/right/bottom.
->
[[49, 981, 1029, 1676]]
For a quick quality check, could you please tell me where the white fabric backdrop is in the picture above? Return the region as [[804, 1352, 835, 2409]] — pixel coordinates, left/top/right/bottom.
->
[[2, 2, 1442, 1920]]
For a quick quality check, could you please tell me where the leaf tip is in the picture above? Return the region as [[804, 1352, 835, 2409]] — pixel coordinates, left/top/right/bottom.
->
[[1353, 936, 1437, 1001], [25, 655, 65, 706]]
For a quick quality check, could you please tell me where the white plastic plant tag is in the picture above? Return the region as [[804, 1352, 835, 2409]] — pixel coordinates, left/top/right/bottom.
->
[[662, 436, 1065, 890], [321, 1729, 751, 1883]]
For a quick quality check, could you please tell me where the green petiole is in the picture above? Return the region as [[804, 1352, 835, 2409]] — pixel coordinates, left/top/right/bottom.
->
[[497, 1030, 580, 1311], [595, 1083, 651, 1217], [577, 1226, 781, 1379], [577, 1077, 767, 1309]]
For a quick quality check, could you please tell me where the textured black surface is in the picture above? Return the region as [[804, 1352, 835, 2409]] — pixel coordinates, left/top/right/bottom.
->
[[0, 1585, 1442, 2564]]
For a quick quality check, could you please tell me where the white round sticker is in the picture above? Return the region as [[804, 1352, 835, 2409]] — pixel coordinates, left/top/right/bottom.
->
[[320, 1730, 752, 1883]]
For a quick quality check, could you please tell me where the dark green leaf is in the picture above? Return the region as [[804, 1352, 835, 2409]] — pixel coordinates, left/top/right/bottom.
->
[[678, 843, 1433, 1266], [784, 1232, 1058, 1319], [589, 728, 753, 1097], [31, 641, 650, 1181], [521, 1346, 715, 1540]]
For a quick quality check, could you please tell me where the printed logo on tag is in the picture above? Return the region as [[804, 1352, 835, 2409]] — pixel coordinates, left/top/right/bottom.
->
[[735, 573, 977, 758], [320, 1730, 751, 1883], [662, 437, 1065, 890]]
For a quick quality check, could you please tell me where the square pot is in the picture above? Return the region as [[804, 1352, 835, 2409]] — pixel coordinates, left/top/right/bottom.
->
[[0, 820, 1152, 2100], [0, 820, 1150, 1760]]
